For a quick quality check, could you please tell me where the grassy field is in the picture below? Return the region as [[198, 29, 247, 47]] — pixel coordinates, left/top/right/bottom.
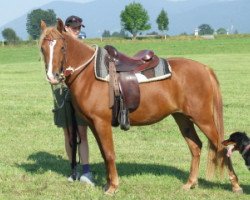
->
[[0, 36, 249, 199]]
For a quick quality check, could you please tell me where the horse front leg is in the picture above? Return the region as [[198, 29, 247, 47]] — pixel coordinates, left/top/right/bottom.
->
[[92, 119, 119, 195]]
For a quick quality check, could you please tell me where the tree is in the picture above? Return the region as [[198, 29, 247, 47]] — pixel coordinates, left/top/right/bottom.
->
[[216, 27, 227, 35], [26, 9, 56, 40], [198, 24, 214, 35], [120, 2, 151, 39], [156, 9, 169, 38], [111, 30, 129, 38], [102, 30, 111, 38], [111, 31, 121, 37], [2, 28, 20, 44], [119, 29, 128, 38]]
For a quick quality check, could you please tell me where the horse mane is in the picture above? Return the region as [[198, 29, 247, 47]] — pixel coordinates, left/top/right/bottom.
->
[[63, 32, 94, 51], [61, 32, 95, 61]]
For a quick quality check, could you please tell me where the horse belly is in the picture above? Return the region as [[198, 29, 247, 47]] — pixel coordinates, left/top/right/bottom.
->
[[129, 111, 171, 125], [129, 83, 176, 125]]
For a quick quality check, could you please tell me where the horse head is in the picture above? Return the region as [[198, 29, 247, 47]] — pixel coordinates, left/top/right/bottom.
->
[[40, 18, 66, 84]]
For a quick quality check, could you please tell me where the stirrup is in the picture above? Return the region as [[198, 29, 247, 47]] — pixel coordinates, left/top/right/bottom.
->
[[119, 108, 130, 131]]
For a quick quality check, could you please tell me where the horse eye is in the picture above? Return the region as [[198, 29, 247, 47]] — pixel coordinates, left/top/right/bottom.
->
[[40, 47, 44, 53]]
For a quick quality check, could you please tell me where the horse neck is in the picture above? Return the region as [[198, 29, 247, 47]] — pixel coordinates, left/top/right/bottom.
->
[[64, 34, 94, 68], [63, 34, 96, 91]]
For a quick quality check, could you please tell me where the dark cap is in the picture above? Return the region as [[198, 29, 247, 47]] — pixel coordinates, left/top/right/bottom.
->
[[65, 15, 85, 28]]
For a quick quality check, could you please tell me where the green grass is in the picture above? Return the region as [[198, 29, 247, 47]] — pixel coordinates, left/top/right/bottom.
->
[[0, 36, 250, 199]]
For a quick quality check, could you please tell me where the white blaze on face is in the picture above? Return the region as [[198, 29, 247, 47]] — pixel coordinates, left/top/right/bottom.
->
[[47, 40, 57, 82]]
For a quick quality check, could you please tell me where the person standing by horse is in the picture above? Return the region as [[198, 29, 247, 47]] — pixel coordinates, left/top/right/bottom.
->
[[51, 15, 94, 185]]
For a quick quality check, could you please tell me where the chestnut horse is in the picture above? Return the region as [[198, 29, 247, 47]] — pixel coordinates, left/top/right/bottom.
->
[[40, 19, 242, 194]]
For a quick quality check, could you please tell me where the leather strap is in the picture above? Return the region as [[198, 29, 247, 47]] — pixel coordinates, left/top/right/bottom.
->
[[109, 61, 120, 108]]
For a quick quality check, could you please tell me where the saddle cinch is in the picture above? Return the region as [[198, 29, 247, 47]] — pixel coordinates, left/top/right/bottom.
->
[[104, 45, 160, 131]]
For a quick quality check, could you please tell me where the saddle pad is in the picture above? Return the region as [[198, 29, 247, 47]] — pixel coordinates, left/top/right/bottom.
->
[[94, 47, 172, 83]]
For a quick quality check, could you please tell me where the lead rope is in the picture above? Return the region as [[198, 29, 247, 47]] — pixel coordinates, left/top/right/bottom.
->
[[51, 83, 67, 109], [50, 83, 80, 180], [67, 99, 78, 181]]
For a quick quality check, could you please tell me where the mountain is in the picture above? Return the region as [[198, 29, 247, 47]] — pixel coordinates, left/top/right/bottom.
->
[[0, 0, 249, 40]]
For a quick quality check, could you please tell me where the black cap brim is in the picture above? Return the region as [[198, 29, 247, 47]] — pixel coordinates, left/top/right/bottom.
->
[[66, 21, 85, 28]]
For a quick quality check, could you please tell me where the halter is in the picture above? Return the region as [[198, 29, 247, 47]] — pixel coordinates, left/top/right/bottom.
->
[[43, 34, 97, 85], [43, 35, 67, 82]]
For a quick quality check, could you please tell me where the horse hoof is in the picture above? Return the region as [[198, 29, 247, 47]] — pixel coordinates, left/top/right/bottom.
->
[[182, 184, 191, 191], [190, 182, 198, 189], [182, 182, 198, 190], [233, 187, 243, 194], [103, 184, 118, 196]]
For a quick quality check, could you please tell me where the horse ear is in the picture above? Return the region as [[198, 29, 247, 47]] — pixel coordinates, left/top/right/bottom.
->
[[57, 18, 64, 33], [41, 20, 47, 31]]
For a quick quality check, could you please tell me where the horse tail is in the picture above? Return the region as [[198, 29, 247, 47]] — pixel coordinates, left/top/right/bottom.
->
[[206, 68, 225, 179]]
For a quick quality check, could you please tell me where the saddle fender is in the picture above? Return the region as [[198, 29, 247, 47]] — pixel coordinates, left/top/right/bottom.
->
[[118, 72, 140, 112]]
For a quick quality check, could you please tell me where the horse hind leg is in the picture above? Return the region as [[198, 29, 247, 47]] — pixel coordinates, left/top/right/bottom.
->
[[194, 117, 243, 193], [172, 113, 202, 190], [224, 151, 243, 193]]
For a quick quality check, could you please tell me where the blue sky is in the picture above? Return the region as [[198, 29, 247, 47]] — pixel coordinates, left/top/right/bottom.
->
[[0, 0, 236, 27], [0, 0, 93, 27]]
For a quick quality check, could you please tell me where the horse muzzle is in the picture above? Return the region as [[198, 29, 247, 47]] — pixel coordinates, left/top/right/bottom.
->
[[46, 72, 62, 85], [46, 76, 59, 85]]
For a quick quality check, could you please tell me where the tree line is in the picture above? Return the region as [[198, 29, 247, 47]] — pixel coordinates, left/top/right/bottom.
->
[[1, 2, 235, 44]]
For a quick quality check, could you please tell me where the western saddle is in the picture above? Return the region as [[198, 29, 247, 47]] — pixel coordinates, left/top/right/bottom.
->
[[104, 45, 159, 131], [105, 45, 159, 72]]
